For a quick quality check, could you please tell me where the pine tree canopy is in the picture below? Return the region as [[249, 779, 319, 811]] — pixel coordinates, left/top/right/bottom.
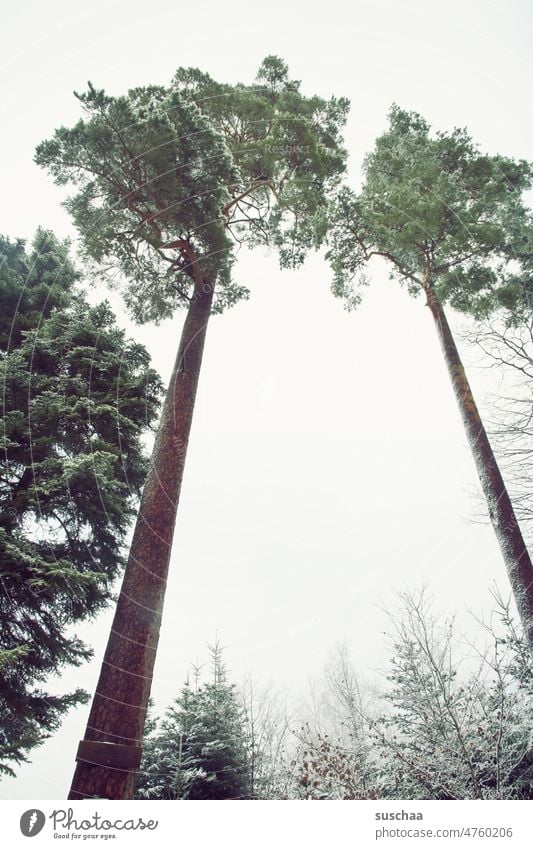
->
[[0, 230, 163, 775], [35, 57, 349, 324], [326, 106, 533, 318]]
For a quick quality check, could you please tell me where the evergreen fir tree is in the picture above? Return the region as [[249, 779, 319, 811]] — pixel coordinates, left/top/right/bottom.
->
[[135, 644, 250, 800], [0, 230, 162, 775]]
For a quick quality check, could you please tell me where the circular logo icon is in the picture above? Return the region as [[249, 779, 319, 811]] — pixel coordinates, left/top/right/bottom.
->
[[20, 810, 46, 837]]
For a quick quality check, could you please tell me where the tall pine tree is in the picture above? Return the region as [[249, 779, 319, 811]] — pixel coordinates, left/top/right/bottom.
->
[[326, 107, 533, 651], [36, 56, 348, 798]]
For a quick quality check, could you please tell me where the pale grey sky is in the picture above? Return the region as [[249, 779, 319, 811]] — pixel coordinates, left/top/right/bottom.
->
[[0, 0, 532, 798]]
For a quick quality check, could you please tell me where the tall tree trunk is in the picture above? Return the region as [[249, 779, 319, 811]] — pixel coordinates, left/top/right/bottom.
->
[[69, 279, 215, 800], [426, 287, 533, 653]]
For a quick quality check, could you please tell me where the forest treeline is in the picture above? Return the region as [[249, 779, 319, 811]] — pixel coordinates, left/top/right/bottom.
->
[[134, 593, 532, 801], [0, 56, 532, 798]]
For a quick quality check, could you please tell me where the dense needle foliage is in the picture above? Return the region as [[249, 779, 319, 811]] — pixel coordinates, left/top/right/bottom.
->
[[0, 231, 162, 774], [135, 645, 250, 800]]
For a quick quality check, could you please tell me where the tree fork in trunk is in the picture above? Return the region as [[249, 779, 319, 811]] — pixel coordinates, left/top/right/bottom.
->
[[69, 277, 215, 800], [425, 286, 533, 652]]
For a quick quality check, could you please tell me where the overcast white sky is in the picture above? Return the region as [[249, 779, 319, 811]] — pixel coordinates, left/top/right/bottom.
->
[[1, 0, 532, 799]]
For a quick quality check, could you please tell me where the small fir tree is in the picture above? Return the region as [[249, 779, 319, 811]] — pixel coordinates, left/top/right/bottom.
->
[[135, 644, 250, 800]]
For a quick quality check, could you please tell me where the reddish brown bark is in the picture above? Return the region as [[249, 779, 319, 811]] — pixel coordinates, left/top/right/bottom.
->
[[69, 279, 215, 799], [426, 288, 533, 653]]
